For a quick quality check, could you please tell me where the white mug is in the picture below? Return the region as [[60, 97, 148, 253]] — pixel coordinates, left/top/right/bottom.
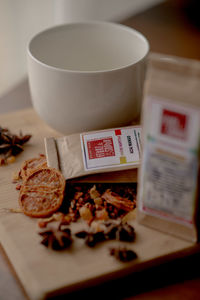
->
[[27, 21, 149, 134]]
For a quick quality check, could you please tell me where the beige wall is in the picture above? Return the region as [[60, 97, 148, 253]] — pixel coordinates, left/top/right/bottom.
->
[[0, 0, 163, 98], [0, 0, 54, 97]]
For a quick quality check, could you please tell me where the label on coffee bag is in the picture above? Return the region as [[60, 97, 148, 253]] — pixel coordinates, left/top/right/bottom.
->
[[81, 127, 141, 171], [140, 96, 200, 226]]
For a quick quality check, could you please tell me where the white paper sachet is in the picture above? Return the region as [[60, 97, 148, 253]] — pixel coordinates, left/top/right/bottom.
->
[[45, 125, 141, 180], [137, 53, 200, 242]]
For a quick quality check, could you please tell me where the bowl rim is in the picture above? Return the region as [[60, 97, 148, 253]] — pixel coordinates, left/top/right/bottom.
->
[[27, 20, 150, 74]]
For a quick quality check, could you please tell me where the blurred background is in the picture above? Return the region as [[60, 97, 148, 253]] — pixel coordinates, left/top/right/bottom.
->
[[0, 0, 200, 109]]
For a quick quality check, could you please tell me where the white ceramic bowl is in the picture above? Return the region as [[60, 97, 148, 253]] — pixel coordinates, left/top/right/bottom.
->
[[27, 21, 149, 134]]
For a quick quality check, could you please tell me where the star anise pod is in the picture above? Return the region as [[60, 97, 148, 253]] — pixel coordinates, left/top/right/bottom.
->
[[114, 222, 135, 242], [110, 247, 137, 262], [38, 223, 72, 250], [0, 126, 31, 160], [75, 230, 106, 247], [102, 220, 135, 242], [75, 221, 135, 247]]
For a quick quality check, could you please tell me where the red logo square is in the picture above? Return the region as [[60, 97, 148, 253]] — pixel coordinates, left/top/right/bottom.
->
[[115, 129, 121, 136], [161, 109, 188, 140], [87, 137, 115, 159]]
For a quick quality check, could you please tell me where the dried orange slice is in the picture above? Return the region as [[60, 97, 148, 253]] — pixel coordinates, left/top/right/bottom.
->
[[20, 154, 47, 181], [19, 168, 65, 218]]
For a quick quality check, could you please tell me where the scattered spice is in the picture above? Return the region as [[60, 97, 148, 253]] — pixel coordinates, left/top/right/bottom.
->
[[114, 222, 136, 242], [75, 221, 135, 247], [15, 183, 22, 190], [79, 206, 93, 222], [0, 207, 23, 214], [110, 247, 137, 262], [96, 220, 136, 241], [0, 126, 31, 165], [12, 170, 21, 183], [6, 155, 16, 164], [14, 156, 138, 259], [89, 185, 101, 201], [75, 230, 106, 247], [9, 208, 23, 213], [38, 212, 65, 228], [102, 189, 134, 212], [62, 183, 137, 224], [38, 223, 72, 250], [95, 208, 109, 221]]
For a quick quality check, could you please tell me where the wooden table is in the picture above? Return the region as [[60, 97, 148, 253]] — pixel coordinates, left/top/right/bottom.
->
[[1, 241, 200, 300], [1, 1, 200, 299]]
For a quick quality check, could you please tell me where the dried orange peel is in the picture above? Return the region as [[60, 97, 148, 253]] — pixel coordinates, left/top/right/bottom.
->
[[19, 167, 65, 218], [20, 154, 47, 181]]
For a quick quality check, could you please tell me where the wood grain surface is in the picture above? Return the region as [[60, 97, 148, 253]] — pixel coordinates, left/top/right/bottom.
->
[[0, 108, 200, 300]]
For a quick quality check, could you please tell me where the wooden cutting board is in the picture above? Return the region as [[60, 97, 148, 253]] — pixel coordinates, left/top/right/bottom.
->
[[1, 108, 200, 300]]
